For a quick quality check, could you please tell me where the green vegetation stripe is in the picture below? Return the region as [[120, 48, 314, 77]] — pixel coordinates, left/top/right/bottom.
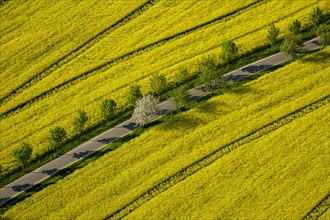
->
[[0, 0, 158, 106], [303, 193, 330, 220], [106, 95, 330, 220], [0, 0, 266, 120]]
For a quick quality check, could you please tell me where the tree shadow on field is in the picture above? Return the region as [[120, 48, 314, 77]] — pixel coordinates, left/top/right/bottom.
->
[[301, 50, 330, 63], [160, 114, 203, 132], [195, 100, 222, 115], [228, 84, 257, 96]]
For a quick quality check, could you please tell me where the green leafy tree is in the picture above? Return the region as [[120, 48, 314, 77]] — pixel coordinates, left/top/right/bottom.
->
[[173, 86, 190, 107], [310, 6, 326, 27], [100, 99, 117, 121], [48, 126, 67, 154], [289, 19, 302, 35], [198, 54, 217, 73], [127, 84, 143, 106], [73, 109, 88, 135], [317, 23, 330, 48], [149, 73, 167, 95], [12, 142, 32, 169], [220, 40, 238, 65], [175, 66, 190, 85], [280, 34, 302, 60], [198, 55, 226, 94], [267, 23, 280, 48]]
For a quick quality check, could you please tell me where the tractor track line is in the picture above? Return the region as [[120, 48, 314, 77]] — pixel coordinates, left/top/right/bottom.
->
[[105, 96, 330, 220], [303, 192, 330, 220], [0, 0, 267, 120], [0, 0, 159, 105]]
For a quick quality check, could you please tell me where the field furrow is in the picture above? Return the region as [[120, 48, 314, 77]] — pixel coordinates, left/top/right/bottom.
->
[[0, 0, 264, 118], [107, 97, 330, 220], [304, 193, 330, 220], [1, 0, 325, 122], [0, 0, 148, 98], [124, 103, 329, 220], [0, 0, 156, 105], [2, 49, 329, 219]]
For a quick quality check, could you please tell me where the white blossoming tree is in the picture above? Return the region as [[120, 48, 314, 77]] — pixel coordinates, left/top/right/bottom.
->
[[133, 95, 159, 127]]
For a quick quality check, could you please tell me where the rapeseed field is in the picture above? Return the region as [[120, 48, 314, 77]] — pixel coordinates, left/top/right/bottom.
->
[[125, 104, 329, 220], [1, 0, 327, 173], [2, 48, 329, 219]]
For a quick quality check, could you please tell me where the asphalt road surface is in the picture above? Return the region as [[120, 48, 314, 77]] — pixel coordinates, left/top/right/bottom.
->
[[0, 38, 321, 205]]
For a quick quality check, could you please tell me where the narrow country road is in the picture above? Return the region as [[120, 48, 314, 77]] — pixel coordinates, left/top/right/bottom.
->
[[0, 38, 321, 205]]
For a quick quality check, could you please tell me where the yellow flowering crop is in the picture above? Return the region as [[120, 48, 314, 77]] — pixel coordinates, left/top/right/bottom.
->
[[3, 49, 329, 219], [0, 0, 146, 97], [126, 104, 330, 220], [1, 0, 327, 172]]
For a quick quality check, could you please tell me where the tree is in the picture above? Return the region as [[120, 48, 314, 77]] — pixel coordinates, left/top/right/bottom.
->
[[100, 99, 117, 121], [198, 55, 226, 94], [127, 84, 143, 106], [289, 19, 302, 35], [73, 109, 88, 135], [173, 86, 190, 107], [48, 126, 67, 154], [317, 23, 330, 48], [132, 95, 159, 127], [198, 54, 217, 73], [267, 23, 280, 48], [220, 40, 238, 65], [149, 73, 167, 95], [12, 142, 32, 169], [280, 34, 302, 60], [175, 66, 190, 85], [310, 6, 326, 27]]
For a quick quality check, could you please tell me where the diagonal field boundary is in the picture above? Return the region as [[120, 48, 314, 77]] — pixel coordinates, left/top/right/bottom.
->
[[0, 0, 267, 120], [0, 0, 159, 106], [0, 0, 318, 120], [303, 192, 330, 220], [105, 95, 330, 220]]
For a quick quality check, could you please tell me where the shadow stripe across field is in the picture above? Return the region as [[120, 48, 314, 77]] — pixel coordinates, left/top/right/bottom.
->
[[106, 96, 330, 220]]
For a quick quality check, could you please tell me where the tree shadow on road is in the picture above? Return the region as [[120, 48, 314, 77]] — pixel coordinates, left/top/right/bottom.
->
[[242, 64, 273, 73], [97, 137, 117, 144], [123, 122, 139, 131], [11, 184, 32, 192], [73, 150, 93, 159], [0, 197, 10, 204], [228, 84, 257, 96], [226, 73, 250, 82], [42, 168, 59, 175]]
